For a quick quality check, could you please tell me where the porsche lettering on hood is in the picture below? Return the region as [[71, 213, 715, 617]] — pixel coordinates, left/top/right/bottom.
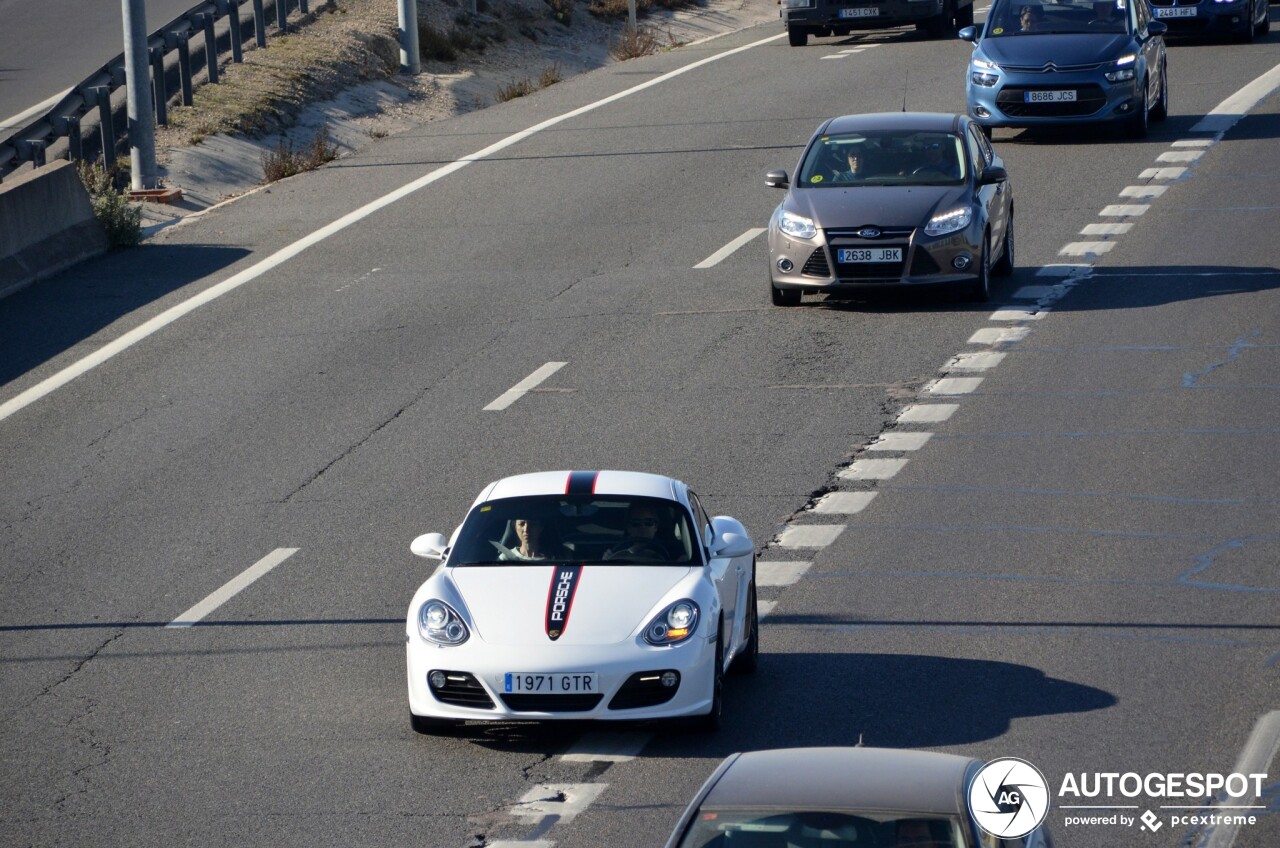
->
[[453, 565, 694, 646]]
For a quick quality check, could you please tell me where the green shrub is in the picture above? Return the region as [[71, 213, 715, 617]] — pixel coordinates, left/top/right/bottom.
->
[[75, 161, 142, 248]]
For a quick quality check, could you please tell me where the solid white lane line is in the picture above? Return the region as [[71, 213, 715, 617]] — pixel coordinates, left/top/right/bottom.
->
[[757, 561, 813, 586], [1081, 222, 1133, 236], [483, 362, 567, 411], [167, 548, 299, 628], [1139, 166, 1187, 180], [1191, 62, 1280, 134], [1121, 185, 1168, 199], [989, 306, 1048, 322], [0, 32, 787, 425], [1060, 241, 1116, 256], [968, 327, 1030, 344], [1157, 150, 1204, 164], [944, 351, 1005, 371], [898, 403, 959, 423], [693, 228, 766, 268], [561, 732, 652, 763], [1203, 711, 1280, 848], [868, 432, 933, 451], [777, 525, 846, 548], [511, 784, 609, 822], [1100, 204, 1149, 217], [813, 491, 878, 514], [924, 377, 984, 395], [839, 458, 909, 479]]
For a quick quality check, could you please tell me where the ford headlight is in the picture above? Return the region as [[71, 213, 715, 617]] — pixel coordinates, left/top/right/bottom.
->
[[643, 600, 700, 646], [924, 207, 972, 237], [779, 210, 817, 240], [418, 600, 469, 645]]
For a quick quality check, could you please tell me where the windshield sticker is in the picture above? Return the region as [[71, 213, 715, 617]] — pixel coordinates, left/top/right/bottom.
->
[[811, 174, 824, 183], [993, 26, 1004, 32]]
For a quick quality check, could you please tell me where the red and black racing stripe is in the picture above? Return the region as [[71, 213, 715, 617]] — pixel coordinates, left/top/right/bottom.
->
[[565, 470, 599, 495], [545, 564, 584, 641]]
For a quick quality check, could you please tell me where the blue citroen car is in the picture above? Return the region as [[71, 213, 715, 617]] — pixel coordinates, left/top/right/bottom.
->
[[961, 0, 1170, 138]]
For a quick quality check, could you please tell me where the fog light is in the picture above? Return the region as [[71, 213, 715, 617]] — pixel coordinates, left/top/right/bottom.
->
[[429, 670, 447, 689], [952, 254, 972, 270], [777, 257, 794, 273], [974, 106, 990, 118], [661, 671, 679, 688]]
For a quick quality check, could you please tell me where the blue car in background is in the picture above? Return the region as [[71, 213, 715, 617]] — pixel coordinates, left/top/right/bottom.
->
[[1147, 0, 1270, 42], [961, 0, 1169, 138]]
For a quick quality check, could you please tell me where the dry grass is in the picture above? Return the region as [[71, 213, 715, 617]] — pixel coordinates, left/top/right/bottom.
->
[[540, 64, 564, 86], [610, 25, 661, 59], [261, 123, 339, 182], [496, 77, 538, 101]]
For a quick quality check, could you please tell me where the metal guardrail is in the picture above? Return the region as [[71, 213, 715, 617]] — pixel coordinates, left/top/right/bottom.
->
[[0, 0, 311, 182]]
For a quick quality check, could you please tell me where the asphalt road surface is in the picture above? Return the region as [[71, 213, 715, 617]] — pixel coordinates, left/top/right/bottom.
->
[[1, 13, 1278, 848]]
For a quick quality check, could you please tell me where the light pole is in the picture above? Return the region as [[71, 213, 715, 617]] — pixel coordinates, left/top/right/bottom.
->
[[399, 0, 420, 74], [122, 0, 158, 189]]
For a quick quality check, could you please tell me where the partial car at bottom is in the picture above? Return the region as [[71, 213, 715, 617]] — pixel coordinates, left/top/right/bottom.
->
[[406, 470, 758, 733], [766, 112, 1013, 306], [664, 747, 1056, 848]]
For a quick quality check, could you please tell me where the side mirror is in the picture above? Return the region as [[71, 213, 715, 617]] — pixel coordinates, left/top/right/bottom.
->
[[958, 25, 978, 41], [1147, 20, 1167, 37], [712, 532, 755, 560], [979, 165, 1008, 185], [765, 169, 790, 189], [410, 532, 448, 561]]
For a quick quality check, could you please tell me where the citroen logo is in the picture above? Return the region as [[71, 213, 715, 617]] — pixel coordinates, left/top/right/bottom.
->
[[858, 227, 882, 238]]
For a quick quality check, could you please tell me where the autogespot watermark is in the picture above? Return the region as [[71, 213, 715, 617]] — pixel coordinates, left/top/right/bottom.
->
[[968, 759, 1273, 838]]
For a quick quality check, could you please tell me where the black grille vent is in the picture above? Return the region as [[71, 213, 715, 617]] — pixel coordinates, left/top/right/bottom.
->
[[801, 248, 830, 277], [499, 693, 603, 712], [429, 671, 495, 710]]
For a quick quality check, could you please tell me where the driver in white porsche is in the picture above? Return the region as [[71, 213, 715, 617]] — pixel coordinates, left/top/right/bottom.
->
[[605, 503, 673, 562]]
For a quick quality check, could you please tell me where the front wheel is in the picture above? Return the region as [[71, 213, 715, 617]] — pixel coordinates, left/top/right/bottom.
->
[[730, 575, 759, 676], [1126, 78, 1150, 139], [991, 213, 1015, 278], [1150, 64, 1168, 122], [690, 620, 724, 731], [788, 27, 808, 46], [963, 237, 991, 302]]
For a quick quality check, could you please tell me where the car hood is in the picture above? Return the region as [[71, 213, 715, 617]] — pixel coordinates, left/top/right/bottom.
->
[[789, 185, 968, 230], [981, 33, 1132, 68], [452, 565, 694, 646]]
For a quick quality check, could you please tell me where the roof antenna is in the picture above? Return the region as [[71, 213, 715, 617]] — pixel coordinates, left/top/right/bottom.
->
[[856, 733, 865, 747], [901, 71, 909, 113]]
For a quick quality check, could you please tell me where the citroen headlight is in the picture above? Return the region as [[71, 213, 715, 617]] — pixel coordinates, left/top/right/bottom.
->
[[924, 207, 973, 237], [643, 600, 701, 646], [418, 600, 469, 645], [779, 210, 817, 240], [1106, 55, 1136, 83], [971, 56, 999, 87]]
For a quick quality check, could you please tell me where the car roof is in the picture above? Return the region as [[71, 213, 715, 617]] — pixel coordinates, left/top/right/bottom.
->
[[473, 470, 683, 505], [821, 112, 964, 136], [699, 747, 979, 816]]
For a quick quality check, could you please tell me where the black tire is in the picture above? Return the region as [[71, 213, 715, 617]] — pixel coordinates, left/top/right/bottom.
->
[[691, 620, 724, 731], [963, 237, 991, 302], [923, 3, 953, 38], [1126, 77, 1150, 139], [1237, 0, 1257, 41], [410, 711, 455, 735], [991, 212, 1014, 278], [771, 281, 802, 306], [1260, 6, 1269, 35], [788, 27, 808, 46], [729, 573, 759, 676], [956, 1, 975, 28], [1150, 64, 1168, 123], [979, 124, 993, 140]]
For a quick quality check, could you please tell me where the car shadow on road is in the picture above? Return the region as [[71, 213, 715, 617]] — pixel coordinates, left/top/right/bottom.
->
[[0, 243, 251, 390], [1031, 264, 1280, 311]]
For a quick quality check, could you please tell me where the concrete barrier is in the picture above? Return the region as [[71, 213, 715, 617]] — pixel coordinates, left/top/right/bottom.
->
[[0, 160, 109, 299]]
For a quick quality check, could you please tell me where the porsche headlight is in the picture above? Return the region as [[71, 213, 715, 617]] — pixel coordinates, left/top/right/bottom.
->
[[924, 207, 973, 237], [418, 600, 469, 645], [643, 600, 701, 646], [779, 210, 818, 240]]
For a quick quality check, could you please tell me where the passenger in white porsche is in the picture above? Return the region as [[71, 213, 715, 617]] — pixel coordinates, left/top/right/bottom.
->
[[497, 517, 553, 561]]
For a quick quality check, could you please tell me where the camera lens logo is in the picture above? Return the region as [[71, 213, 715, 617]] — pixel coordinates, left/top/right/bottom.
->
[[969, 758, 1051, 839]]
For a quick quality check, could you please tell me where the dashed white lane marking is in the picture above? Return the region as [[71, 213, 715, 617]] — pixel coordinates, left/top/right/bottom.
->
[[1191, 62, 1280, 134], [1172, 139, 1213, 148], [989, 306, 1048, 321], [1081, 222, 1133, 236], [924, 377, 984, 395], [821, 54, 847, 60], [488, 842, 554, 848], [483, 362, 567, 411], [777, 525, 846, 547], [1100, 204, 1149, 217], [693, 228, 766, 268], [511, 784, 609, 822], [813, 491, 878, 514], [1201, 711, 1280, 848], [167, 548, 299, 628], [898, 403, 959, 423], [1139, 166, 1187, 180], [561, 732, 652, 763], [757, 561, 813, 585], [969, 327, 1030, 344], [868, 432, 933, 450], [839, 458, 909, 479], [1060, 241, 1116, 256], [943, 351, 1005, 371], [1121, 184, 1168, 199], [1157, 150, 1204, 164], [1011, 286, 1057, 300], [758, 599, 778, 618]]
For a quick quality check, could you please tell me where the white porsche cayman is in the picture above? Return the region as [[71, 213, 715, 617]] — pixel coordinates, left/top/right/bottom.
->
[[406, 470, 758, 732]]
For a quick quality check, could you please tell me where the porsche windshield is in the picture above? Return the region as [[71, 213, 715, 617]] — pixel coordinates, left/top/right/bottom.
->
[[448, 495, 699, 566], [676, 810, 966, 847], [798, 130, 967, 187]]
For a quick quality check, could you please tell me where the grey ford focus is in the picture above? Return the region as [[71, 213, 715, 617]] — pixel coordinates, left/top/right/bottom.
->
[[766, 113, 1014, 306]]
